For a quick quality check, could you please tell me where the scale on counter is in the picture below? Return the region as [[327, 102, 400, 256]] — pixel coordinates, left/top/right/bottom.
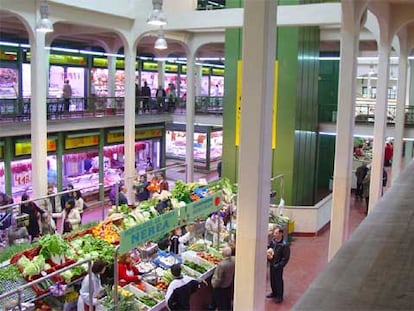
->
[[139, 242, 159, 262]]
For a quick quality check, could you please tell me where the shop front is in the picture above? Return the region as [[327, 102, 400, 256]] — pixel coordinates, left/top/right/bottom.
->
[[166, 123, 222, 171]]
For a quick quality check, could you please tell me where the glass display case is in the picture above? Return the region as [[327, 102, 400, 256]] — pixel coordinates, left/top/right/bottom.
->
[[165, 124, 222, 170]]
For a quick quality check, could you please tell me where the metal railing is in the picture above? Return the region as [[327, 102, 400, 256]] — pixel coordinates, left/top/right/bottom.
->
[[0, 96, 225, 122], [318, 103, 414, 125]]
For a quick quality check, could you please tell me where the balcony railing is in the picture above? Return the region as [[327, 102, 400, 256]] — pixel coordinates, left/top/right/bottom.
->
[[319, 103, 414, 126], [2, 97, 413, 126], [0, 96, 224, 122]]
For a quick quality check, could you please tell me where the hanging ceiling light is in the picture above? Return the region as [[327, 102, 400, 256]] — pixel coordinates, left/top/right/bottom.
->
[[147, 0, 167, 26], [36, 0, 53, 33], [154, 27, 168, 50]]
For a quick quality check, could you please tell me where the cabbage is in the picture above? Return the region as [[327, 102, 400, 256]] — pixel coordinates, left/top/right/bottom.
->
[[17, 255, 30, 270]]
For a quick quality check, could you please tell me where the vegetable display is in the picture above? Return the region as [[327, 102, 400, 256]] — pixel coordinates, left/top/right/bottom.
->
[[0, 264, 20, 282], [183, 260, 207, 274], [138, 295, 158, 307]]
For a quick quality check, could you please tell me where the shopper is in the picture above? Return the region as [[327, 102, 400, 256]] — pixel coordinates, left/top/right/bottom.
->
[[141, 81, 151, 113], [165, 264, 200, 311], [355, 162, 368, 199], [134, 174, 150, 203], [117, 252, 143, 287], [40, 212, 56, 236], [60, 183, 75, 209], [61, 198, 81, 234], [74, 190, 85, 219], [20, 193, 44, 242], [43, 184, 61, 224], [62, 79, 72, 112], [156, 85, 166, 112], [362, 169, 371, 215], [211, 246, 235, 311], [266, 227, 290, 304], [157, 172, 169, 192], [77, 259, 107, 311]]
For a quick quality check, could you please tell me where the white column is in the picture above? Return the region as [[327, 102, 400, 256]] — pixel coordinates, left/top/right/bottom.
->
[[369, 42, 391, 209], [391, 38, 408, 183], [194, 64, 202, 96], [158, 61, 165, 88], [328, 1, 361, 261], [30, 31, 48, 198], [107, 55, 116, 98], [123, 44, 137, 203], [185, 52, 195, 182], [233, 1, 276, 310], [404, 141, 413, 166]]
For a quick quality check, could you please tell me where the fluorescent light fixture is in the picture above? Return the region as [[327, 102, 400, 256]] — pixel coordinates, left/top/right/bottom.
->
[[20, 44, 30, 48], [147, 0, 167, 26], [103, 53, 124, 58], [36, 1, 53, 33], [0, 41, 19, 47], [320, 56, 414, 61], [51, 47, 79, 53], [79, 50, 104, 56], [154, 27, 168, 50]]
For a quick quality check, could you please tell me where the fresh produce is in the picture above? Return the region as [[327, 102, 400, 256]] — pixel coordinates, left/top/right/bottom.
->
[[117, 285, 134, 298], [0, 243, 32, 263], [149, 290, 164, 301], [16, 254, 31, 270], [38, 235, 70, 260], [161, 269, 174, 284], [183, 260, 207, 274], [108, 204, 131, 215], [188, 242, 206, 252], [138, 295, 158, 307], [92, 222, 120, 244], [99, 285, 140, 311], [154, 280, 169, 291], [22, 255, 46, 277], [70, 234, 115, 264], [0, 264, 21, 281], [134, 282, 146, 291], [196, 252, 221, 265]]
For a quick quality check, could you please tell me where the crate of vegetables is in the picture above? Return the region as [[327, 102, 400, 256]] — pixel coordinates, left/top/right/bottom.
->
[[123, 284, 165, 310], [181, 251, 216, 278]]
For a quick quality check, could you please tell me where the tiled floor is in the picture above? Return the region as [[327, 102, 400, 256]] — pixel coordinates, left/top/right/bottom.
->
[[264, 194, 367, 311]]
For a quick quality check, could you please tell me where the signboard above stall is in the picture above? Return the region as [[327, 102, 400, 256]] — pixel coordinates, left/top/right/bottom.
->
[[65, 133, 99, 150], [119, 192, 222, 254], [26, 52, 86, 66], [106, 127, 163, 144], [14, 139, 57, 156]]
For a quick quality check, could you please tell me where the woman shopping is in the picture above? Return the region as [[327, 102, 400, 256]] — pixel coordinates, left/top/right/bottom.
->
[[61, 198, 81, 233]]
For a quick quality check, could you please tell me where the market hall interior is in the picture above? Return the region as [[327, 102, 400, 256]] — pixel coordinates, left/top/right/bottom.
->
[[2, 0, 414, 310]]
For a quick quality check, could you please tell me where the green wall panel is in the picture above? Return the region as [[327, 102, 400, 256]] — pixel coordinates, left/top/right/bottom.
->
[[222, 27, 242, 182], [318, 60, 339, 122], [317, 134, 335, 190]]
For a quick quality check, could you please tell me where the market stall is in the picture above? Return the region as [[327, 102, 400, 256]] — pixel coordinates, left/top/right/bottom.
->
[[0, 178, 237, 311]]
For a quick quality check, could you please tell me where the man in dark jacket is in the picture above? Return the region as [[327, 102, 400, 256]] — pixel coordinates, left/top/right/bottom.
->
[[165, 264, 200, 310], [266, 227, 290, 303]]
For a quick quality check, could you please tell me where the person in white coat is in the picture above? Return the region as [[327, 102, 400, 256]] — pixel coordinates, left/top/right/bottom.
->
[[77, 259, 107, 311], [61, 199, 81, 234]]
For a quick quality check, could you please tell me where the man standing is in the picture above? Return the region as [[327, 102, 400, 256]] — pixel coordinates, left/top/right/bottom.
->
[[267, 227, 290, 303], [355, 162, 368, 199], [141, 81, 151, 113], [62, 79, 72, 112], [211, 246, 235, 311]]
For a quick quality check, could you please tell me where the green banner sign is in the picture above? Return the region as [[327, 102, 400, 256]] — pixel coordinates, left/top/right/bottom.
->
[[183, 192, 222, 224], [119, 209, 179, 254]]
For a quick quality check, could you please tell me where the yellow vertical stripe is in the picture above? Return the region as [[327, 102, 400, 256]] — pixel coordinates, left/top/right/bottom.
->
[[272, 61, 279, 149], [235, 60, 242, 146]]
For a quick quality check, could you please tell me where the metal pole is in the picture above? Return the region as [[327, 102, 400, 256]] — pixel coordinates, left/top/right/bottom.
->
[[88, 260, 93, 310], [113, 245, 120, 310]]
